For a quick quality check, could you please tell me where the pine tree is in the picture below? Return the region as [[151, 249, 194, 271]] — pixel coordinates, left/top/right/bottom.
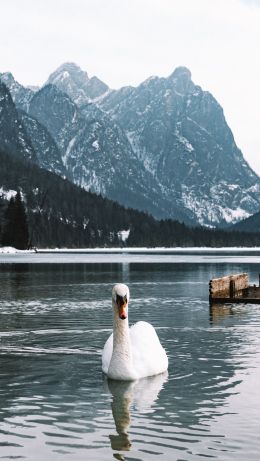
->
[[0, 198, 5, 242], [1, 191, 29, 250], [1, 197, 16, 247]]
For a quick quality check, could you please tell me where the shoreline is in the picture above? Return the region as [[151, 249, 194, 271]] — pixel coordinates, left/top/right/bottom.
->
[[1, 246, 260, 254]]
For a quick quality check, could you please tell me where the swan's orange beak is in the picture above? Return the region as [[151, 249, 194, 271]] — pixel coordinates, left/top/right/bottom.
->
[[118, 303, 127, 320]]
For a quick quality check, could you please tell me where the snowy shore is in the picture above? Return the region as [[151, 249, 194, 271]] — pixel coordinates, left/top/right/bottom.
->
[[38, 247, 260, 252], [0, 246, 36, 254], [1, 246, 260, 254], [1, 246, 260, 265]]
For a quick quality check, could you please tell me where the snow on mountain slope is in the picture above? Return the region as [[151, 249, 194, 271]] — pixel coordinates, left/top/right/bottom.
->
[[99, 66, 260, 226], [28, 84, 190, 221], [2, 64, 259, 227]]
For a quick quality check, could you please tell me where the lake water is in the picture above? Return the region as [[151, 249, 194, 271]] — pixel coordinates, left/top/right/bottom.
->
[[0, 250, 260, 460]]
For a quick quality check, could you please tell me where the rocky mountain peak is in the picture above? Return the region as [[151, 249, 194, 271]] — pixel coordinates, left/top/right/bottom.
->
[[86, 76, 109, 100], [46, 62, 109, 105], [0, 72, 15, 84], [0, 72, 34, 111], [47, 62, 89, 84], [0, 72, 39, 93], [170, 66, 192, 80], [168, 66, 194, 94]]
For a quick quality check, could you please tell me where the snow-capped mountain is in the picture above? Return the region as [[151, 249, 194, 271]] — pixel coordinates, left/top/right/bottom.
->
[[99, 66, 260, 226], [28, 83, 189, 221], [1, 63, 259, 227], [45, 62, 109, 105], [0, 72, 36, 111]]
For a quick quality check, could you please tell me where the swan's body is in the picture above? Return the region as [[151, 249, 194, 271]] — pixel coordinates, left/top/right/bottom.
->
[[102, 284, 168, 381]]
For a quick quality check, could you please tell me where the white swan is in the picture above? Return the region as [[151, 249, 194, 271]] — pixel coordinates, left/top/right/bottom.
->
[[102, 283, 168, 381]]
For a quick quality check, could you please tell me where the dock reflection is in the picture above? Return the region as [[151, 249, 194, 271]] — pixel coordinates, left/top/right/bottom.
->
[[209, 304, 235, 323], [209, 302, 250, 324]]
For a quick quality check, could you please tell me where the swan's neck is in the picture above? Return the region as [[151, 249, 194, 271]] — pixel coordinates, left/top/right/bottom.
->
[[108, 302, 135, 380], [113, 312, 131, 358]]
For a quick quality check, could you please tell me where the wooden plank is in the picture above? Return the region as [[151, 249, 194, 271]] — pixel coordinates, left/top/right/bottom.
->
[[210, 297, 260, 304], [210, 286, 260, 304], [209, 273, 249, 298]]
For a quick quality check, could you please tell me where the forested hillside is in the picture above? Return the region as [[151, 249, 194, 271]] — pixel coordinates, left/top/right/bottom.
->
[[231, 210, 260, 233], [0, 149, 260, 248]]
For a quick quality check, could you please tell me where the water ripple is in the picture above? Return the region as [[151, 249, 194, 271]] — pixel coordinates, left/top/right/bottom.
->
[[0, 261, 260, 460]]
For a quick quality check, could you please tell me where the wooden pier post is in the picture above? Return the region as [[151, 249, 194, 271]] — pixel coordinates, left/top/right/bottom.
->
[[209, 273, 260, 304], [229, 280, 236, 298]]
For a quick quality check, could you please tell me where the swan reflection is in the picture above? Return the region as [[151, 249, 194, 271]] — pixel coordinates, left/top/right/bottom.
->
[[105, 372, 168, 455]]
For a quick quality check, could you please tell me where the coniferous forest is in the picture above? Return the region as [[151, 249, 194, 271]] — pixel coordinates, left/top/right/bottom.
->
[[1, 191, 29, 249], [0, 148, 259, 249]]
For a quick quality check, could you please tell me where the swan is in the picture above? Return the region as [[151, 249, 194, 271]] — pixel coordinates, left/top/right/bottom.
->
[[102, 283, 168, 381]]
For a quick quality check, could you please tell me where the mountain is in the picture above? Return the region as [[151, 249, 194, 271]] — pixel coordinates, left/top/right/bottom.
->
[[28, 84, 190, 222], [0, 80, 259, 248], [99, 66, 260, 226], [0, 72, 36, 110], [0, 82, 36, 162], [0, 83, 66, 178], [1, 64, 260, 227], [19, 110, 66, 177], [46, 62, 109, 105]]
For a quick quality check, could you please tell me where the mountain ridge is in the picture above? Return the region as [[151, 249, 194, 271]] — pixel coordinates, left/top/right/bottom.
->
[[27, 82, 192, 222], [1, 64, 259, 227]]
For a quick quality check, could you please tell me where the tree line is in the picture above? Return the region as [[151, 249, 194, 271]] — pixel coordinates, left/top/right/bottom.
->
[[0, 191, 29, 249], [0, 148, 260, 249]]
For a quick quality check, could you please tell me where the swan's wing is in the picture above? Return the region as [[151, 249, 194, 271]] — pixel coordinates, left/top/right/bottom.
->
[[130, 321, 168, 378], [102, 332, 113, 374]]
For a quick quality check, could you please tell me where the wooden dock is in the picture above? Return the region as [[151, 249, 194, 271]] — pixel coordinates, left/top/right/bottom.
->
[[209, 273, 260, 304]]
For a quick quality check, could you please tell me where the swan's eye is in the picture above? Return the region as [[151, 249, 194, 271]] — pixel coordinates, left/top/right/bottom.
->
[[116, 294, 127, 306], [116, 294, 128, 320]]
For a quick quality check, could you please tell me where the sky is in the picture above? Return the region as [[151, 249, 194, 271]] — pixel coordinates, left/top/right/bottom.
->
[[0, 0, 260, 174]]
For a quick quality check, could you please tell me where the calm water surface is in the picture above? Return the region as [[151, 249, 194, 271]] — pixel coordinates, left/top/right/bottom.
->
[[0, 251, 260, 460]]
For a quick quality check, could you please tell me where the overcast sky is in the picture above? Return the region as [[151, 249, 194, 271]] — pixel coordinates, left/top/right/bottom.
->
[[0, 0, 259, 174]]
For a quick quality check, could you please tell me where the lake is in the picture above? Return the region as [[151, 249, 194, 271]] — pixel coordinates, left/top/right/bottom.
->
[[0, 250, 260, 460]]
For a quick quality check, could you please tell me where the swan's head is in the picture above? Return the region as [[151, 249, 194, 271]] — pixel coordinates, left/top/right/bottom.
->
[[112, 284, 130, 320]]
